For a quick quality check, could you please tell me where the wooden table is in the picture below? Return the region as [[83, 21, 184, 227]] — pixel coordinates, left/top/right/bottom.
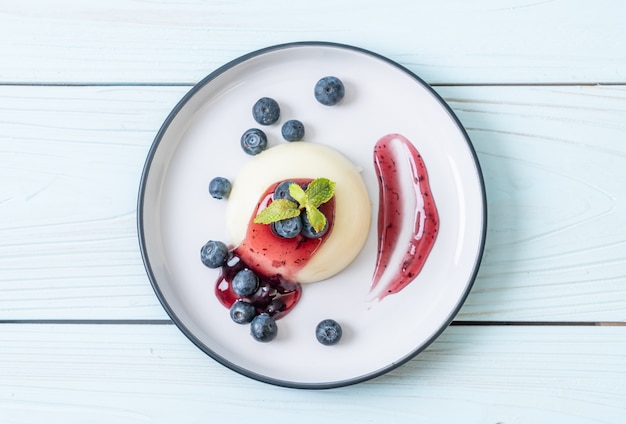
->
[[2, 1, 625, 422]]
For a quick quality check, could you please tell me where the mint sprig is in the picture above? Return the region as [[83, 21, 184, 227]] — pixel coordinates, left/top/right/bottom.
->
[[253, 178, 335, 233], [252, 199, 301, 224]]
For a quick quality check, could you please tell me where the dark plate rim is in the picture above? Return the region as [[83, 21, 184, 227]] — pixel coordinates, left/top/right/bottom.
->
[[136, 41, 487, 390]]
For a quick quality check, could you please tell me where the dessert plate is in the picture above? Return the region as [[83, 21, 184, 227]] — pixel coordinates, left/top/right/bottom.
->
[[138, 42, 486, 388]]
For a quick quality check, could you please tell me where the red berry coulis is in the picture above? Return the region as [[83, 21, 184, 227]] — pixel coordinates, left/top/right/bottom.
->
[[215, 179, 335, 319]]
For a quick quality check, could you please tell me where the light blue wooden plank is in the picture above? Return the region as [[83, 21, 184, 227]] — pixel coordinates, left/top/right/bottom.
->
[[1, 85, 625, 321], [0, 86, 181, 320], [0, 0, 625, 84], [438, 85, 626, 321], [0, 324, 624, 423]]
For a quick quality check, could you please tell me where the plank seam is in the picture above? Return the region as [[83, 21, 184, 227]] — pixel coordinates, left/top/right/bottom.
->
[[0, 319, 623, 326], [0, 82, 625, 88]]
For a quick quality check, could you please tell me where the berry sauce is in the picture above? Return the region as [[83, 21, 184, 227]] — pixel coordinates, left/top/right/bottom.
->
[[369, 134, 439, 302], [215, 179, 335, 319]]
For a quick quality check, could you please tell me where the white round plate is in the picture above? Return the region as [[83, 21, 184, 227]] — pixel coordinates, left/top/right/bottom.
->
[[138, 42, 486, 389]]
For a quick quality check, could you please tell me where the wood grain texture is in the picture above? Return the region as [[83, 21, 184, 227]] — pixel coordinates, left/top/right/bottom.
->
[[1, 0, 625, 85], [0, 86, 181, 320], [441, 84, 626, 321], [1, 85, 625, 321], [1, 2, 625, 421], [0, 324, 624, 423]]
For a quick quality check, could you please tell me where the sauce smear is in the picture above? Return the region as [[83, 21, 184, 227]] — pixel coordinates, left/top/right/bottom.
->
[[369, 134, 439, 302]]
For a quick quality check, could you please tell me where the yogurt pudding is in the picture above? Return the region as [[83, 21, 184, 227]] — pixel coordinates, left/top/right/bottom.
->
[[226, 142, 371, 284], [212, 141, 371, 320]]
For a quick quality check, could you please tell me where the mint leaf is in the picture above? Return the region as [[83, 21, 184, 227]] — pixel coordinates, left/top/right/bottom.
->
[[253, 199, 300, 224], [252, 178, 336, 229], [288, 183, 307, 205], [305, 178, 335, 208], [305, 204, 327, 233]]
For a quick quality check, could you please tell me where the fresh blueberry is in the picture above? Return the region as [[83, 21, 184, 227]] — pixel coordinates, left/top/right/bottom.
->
[[301, 211, 329, 239], [200, 240, 229, 268], [241, 128, 268, 156], [281, 119, 305, 141], [250, 313, 278, 342], [208, 177, 232, 199], [315, 319, 342, 345], [230, 300, 257, 324], [232, 268, 259, 297], [271, 216, 302, 239], [314, 76, 345, 106], [273, 180, 297, 203], [252, 97, 280, 125]]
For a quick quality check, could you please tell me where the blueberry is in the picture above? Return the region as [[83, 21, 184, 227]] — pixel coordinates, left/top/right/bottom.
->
[[281, 119, 305, 142], [241, 128, 268, 156], [314, 76, 345, 106], [273, 180, 297, 203], [301, 211, 329, 239], [230, 300, 257, 324], [315, 319, 342, 345], [208, 177, 232, 199], [271, 216, 302, 239], [252, 97, 280, 125], [232, 268, 259, 296], [200, 240, 229, 268], [250, 313, 278, 342]]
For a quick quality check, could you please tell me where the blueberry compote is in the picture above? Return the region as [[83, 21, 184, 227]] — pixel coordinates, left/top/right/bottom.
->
[[215, 178, 335, 320], [369, 134, 439, 302]]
